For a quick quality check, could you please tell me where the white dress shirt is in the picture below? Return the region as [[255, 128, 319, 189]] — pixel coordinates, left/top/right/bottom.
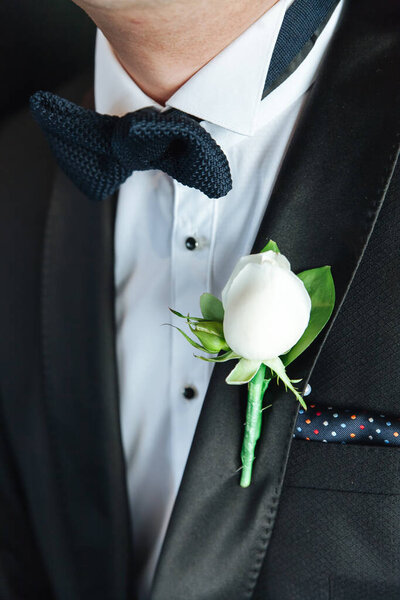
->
[[94, 0, 344, 596]]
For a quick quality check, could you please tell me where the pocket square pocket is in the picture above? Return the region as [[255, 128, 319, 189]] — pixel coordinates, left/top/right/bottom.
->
[[285, 439, 400, 495], [263, 441, 400, 597], [329, 576, 400, 600]]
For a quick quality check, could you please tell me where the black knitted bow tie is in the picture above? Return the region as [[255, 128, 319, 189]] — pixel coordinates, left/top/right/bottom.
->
[[30, 91, 232, 201], [30, 0, 340, 202]]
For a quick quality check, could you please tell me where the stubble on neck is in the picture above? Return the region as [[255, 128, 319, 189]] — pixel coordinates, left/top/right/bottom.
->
[[73, 0, 280, 105]]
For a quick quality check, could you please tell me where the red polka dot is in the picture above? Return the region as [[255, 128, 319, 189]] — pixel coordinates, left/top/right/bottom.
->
[[314, 429, 319, 435], [310, 405, 315, 409], [360, 425, 365, 429], [316, 412, 321, 416]]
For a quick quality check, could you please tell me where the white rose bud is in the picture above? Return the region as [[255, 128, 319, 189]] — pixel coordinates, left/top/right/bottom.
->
[[222, 251, 311, 361]]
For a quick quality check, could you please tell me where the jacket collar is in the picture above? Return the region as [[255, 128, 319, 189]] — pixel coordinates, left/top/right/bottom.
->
[[150, 0, 400, 598]]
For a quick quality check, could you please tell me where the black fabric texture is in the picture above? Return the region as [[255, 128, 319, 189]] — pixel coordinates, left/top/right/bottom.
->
[[255, 64, 400, 600], [0, 397, 53, 599], [0, 99, 57, 598], [310, 171, 400, 415], [0, 77, 135, 599]]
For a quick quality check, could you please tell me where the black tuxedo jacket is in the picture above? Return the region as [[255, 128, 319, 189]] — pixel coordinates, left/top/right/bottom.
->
[[0, 1, 399, 598]]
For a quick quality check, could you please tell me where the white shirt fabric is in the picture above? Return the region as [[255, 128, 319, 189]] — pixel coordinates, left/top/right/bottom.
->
[[94, 0, 344, 596]]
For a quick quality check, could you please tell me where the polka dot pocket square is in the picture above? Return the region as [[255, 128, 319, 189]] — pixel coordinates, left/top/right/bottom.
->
[[294, 404, 400, 445]]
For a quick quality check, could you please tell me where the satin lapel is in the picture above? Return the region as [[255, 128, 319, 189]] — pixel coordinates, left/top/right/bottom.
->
[[41, 169, 134, 599], [151, 1, 400, 599]]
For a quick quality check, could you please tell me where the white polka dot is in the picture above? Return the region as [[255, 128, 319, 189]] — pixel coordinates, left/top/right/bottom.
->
[[386, 421, 392, 426], [368, 417, 374, 423], [323, 421, 329, 426], [341, 423, 346, 428], [331, 431, 337, 437], [297, 427, 302, 432], [333, 413, 338, 418], [323, 439, 327, 443], [376, 429, 381, 434], [368, 435, 373, 440]]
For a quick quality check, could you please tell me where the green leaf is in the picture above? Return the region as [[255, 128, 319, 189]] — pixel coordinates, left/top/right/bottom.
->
[[192, 330, 229, 353], [261, 239, 280, 254], [200, 293, 224, 322], [195, 350, 239, 363], [226, 358, 262, 385], [169, 307, 212, 324], [195, 320, 225, 337], [282, 266, 335, 366], [169, 308, 188, 319], [170, 306, 223, 324], [263, 356, 307, 410], [169, 310, 229, 354], [190, 322, 229, 353], [171, 326, 208, 352]]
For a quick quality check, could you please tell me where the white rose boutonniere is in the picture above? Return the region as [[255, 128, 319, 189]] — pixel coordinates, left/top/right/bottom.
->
[[222, 250, 311, 361], [170, 240, 335, 487]]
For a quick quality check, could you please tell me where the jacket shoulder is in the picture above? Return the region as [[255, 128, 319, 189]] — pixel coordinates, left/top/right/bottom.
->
[[0, 71, 92, 219], [0, 103, 54, 214]]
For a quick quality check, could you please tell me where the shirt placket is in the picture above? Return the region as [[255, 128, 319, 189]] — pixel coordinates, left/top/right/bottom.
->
[[169, 181, 216, 493]]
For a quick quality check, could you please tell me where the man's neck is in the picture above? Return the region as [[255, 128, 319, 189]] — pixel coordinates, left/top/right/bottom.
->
[[75, 0, 280, 105]]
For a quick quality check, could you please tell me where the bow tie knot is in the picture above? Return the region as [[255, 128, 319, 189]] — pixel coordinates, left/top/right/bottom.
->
[[30, 92, 232, 201], [111, 108, 217, 174]]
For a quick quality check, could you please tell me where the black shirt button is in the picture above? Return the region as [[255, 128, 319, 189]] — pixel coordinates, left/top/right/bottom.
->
[[185, 237, 198, 251], [182, 386, 197, 400]]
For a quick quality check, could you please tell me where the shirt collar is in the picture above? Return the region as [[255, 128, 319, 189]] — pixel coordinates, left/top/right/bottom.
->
[[95, 0, 290, 136]]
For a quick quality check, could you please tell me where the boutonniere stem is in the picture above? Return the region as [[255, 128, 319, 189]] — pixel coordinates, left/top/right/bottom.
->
[[170, 240, 335, 487], [241, 364, 270, 488]]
